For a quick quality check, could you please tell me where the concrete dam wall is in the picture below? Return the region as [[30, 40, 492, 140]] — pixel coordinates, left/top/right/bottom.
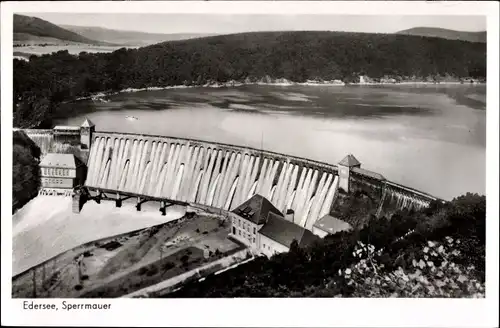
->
[[15, 121, 439, 228], [14, 128, 90, 163], [85, 132, 341, 228]]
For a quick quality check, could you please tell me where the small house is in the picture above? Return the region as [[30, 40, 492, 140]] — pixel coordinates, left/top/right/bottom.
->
[[312, 214, 352, 238]]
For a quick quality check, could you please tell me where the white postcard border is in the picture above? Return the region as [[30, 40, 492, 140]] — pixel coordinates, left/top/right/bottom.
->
[[1, 1, 498, 327]]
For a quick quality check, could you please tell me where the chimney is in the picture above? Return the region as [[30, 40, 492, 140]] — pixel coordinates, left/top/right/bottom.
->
[[285, 209, 295, 222]]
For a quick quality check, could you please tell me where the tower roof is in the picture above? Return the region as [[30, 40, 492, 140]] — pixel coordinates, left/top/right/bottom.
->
[[81, 118, 95, 128], [338, 154, 361, 167]]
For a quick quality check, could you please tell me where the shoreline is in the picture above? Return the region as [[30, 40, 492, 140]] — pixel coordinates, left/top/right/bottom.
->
[[75, 79, 486, 102]]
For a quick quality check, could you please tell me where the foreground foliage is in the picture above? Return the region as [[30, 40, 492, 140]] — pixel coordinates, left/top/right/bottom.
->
[[166, 193, 485, 297], [13, 131, 42, 213], [337, 238, 484, 298]]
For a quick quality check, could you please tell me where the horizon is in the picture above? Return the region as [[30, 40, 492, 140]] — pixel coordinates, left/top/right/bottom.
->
[[19, 13, 487, 35]]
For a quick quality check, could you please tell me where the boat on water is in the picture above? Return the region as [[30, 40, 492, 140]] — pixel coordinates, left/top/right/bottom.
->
[[125, 116, 139, 121], [90, 96, 110, 103]]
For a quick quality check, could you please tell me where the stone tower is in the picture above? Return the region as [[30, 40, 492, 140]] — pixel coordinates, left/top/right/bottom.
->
[[80, 118, 95, 150], [338, 154, 361, 193]]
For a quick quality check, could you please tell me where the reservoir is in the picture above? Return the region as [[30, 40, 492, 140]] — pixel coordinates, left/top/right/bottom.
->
[[55, 84, 486, 200]]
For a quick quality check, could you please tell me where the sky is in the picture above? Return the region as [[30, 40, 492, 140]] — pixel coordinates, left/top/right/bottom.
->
[[25, 13, 486, 34]]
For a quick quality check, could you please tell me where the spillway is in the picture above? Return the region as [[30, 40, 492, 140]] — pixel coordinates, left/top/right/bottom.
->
[[86, 133, 343, 227]]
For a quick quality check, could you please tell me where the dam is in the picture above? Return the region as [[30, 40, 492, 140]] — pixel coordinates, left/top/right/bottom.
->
[[85, 131, 342, 228], [18, 119, 439, 231]]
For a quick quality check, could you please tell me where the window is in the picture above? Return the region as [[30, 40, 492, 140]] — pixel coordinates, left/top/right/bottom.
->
[[232, 227, 236, 234], [253, 238, 256, 244], [263, 243, 266, 248], [253, 227, 256, 234], [238, 230, 241, 236]]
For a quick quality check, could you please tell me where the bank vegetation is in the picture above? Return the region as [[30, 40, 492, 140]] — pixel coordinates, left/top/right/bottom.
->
[[166, 192, 485, 298]]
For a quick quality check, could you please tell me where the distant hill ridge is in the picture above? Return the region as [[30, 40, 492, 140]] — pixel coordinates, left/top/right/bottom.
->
[[61, 25, 216, 46], [13, 14, 113, 45], [396, 27, 486, 43]]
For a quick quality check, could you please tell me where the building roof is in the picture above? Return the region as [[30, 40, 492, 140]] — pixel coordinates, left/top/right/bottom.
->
[[313, 215, 352, 235], [53, 125, 80, 131], [259, 212, 320, 248], [232, 194, 283, 225], [338, 154, 361, 167], [40, 153, 78, 168], [81, 118, 95, 128], [351, 167, 385, 181]]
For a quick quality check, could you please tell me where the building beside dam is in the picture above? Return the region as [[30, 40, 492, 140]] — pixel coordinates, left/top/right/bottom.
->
[[17, 118, 440, 235], [229, 194, 322, 257], [39, 153, 86, 196], [312, 215, 353, 238]]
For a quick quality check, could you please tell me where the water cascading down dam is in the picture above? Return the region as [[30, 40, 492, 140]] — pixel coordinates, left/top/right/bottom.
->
[[84, 132, 342, 228]]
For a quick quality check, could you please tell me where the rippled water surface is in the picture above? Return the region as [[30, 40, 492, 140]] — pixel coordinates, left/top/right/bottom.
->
[[56, 84, 486, 200]]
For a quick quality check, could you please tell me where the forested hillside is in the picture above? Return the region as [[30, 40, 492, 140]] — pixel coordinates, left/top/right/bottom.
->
[[14, 14, 104, 45], [397, 27, 486, 43], [165, 193, 485, 298], [14, 31, 486, 128], [61, 25, 215, 46]]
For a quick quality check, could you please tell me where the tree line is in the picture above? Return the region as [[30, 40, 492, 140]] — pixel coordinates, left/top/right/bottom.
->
[[14, 31, 486, 128]]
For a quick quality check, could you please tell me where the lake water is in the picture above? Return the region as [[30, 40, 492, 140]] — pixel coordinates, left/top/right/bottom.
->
[[55, 84, 486, 200]]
